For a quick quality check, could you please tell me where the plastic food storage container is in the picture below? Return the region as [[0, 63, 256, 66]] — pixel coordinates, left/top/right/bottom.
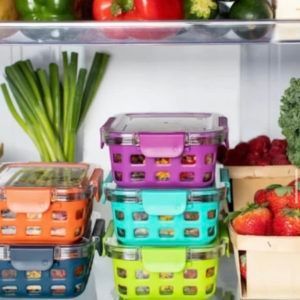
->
[[100, 113, 228, 188], [0, 163, 103, 244], [0, 219, 105, 298], [104, 221, 229, 300], [102, 169, 230, 246]]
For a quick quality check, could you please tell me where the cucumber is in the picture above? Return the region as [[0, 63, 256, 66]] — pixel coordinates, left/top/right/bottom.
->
[[229, 0, 274, 40]]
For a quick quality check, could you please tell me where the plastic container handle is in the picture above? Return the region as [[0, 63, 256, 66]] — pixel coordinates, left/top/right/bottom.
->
[[219, 221, 230, 257], [220, 168, 232, 204], [100, 117, 116, 148], [100, 172, 114, 204], [141, 190, 188, 216], [142, 248, 186, 273], [219, 116, 229, 148], [6, 188, 51, 213], [10, 247, 54, 271], [102, 221, 115, 257], [139, 133, 185, 158], [92, 219, 106, 256], [89, 168, 103, 202]]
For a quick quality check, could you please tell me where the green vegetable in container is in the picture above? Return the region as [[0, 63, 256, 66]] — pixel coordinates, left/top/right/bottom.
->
[[15, 0, 76, 21], [229, 0, 274, 40], [184, 0, 219, 20], [1, 52, 110, 162], [279, 78, 300, 167]]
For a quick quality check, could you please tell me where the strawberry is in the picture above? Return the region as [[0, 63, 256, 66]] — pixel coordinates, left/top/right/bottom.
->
[[288, 185, 300, 209], [224, 149, 243, 166], [273, 208, 300, 236], [254, 189, 269, 205], [248, 135, 271, 156], [235, 142, 250, 159], [246, 151, 271, 166], [270, 139, 287, 154], [230, 204, 272, 235], [266, 185, 292, 214], [240, 253, 247, 280], [271, 154, 290, 165]]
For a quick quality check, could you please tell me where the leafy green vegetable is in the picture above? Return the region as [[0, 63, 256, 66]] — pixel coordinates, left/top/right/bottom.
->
[[279, 78, 300, 167], [1, 52, 110, 162]]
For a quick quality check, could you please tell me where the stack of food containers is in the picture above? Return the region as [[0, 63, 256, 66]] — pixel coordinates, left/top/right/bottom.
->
[[0, 162, 104, 298], [101, 113, 230, 299]]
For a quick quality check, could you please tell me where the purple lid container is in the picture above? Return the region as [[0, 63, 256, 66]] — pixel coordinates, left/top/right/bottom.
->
[[101, 113, 228, 148]]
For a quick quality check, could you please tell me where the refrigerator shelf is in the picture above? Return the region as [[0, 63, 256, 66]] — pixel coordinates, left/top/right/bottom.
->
[[0, 20, 299, 45]]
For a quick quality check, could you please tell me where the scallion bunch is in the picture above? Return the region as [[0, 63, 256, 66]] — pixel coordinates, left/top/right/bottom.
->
[[1, 51, 110, 162]]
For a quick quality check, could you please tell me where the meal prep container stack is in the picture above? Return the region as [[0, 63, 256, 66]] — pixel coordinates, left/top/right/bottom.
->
[[101, 113, 230, 299], [0, 162, 104, 298]]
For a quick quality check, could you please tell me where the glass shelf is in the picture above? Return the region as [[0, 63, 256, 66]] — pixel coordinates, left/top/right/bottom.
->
[[0, 20, 299, 45]]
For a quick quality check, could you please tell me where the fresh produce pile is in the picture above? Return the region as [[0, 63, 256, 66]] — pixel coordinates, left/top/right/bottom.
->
[[220, 135, 290, 166], [1, 51, 110, 162], [8, 0, 274, 22], [228, 179, 300, 280], [229, 180, 300, 236]]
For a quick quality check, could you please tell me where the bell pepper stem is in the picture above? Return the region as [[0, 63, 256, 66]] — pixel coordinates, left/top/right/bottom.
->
[[111, 0, 134, 16]]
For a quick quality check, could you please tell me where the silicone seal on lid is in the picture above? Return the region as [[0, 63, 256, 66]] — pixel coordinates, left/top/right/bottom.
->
[[100, 113, 229, 147], [103, 221, 229, 261]]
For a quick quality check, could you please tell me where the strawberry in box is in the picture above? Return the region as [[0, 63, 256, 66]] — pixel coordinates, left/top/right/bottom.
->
[[221, 135, 293, 210], [273, 208, 300, 236], [229, 203, 272, 236], [228, 181, 300, 294], [229, 182, 300, 237], [222, 135, 290, 166]]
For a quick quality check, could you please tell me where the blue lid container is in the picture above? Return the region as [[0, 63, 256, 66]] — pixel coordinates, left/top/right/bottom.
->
[[0, 219, 104, 298]]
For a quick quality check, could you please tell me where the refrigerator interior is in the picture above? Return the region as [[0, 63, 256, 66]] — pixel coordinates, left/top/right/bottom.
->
[[0, 43, 299, 299]]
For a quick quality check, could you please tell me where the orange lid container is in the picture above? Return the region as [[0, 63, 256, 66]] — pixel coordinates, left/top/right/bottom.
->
[[0, 162, 103, 245]]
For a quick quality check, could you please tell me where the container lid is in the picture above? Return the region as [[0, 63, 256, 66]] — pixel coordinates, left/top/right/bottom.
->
[[104, 180, 227, 204], [101, 113, 228, 147], [104, 222, 229, 262], [103, 168, 230, 207], [0, 226, 94, 268], [0, 163, 102, 211], [0, 219, 105, 268]]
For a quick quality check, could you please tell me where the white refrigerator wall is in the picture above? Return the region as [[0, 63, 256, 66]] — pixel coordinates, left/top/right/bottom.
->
[[1, 44, 300, 218]]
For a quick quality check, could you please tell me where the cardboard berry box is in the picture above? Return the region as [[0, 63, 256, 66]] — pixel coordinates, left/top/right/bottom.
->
[[227, 165, 297, 210], [229, 223, 300, 299]]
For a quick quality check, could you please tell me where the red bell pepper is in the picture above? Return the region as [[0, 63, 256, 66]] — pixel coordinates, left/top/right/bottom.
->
[[93, 0, 183, 39]]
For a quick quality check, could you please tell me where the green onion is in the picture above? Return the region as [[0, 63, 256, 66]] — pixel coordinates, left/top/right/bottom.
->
[[1, 52, 110, 162]]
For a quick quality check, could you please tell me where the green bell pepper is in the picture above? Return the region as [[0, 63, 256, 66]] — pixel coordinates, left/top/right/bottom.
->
[[184, 0, 219, 20], [15, 0, 75, 21]]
